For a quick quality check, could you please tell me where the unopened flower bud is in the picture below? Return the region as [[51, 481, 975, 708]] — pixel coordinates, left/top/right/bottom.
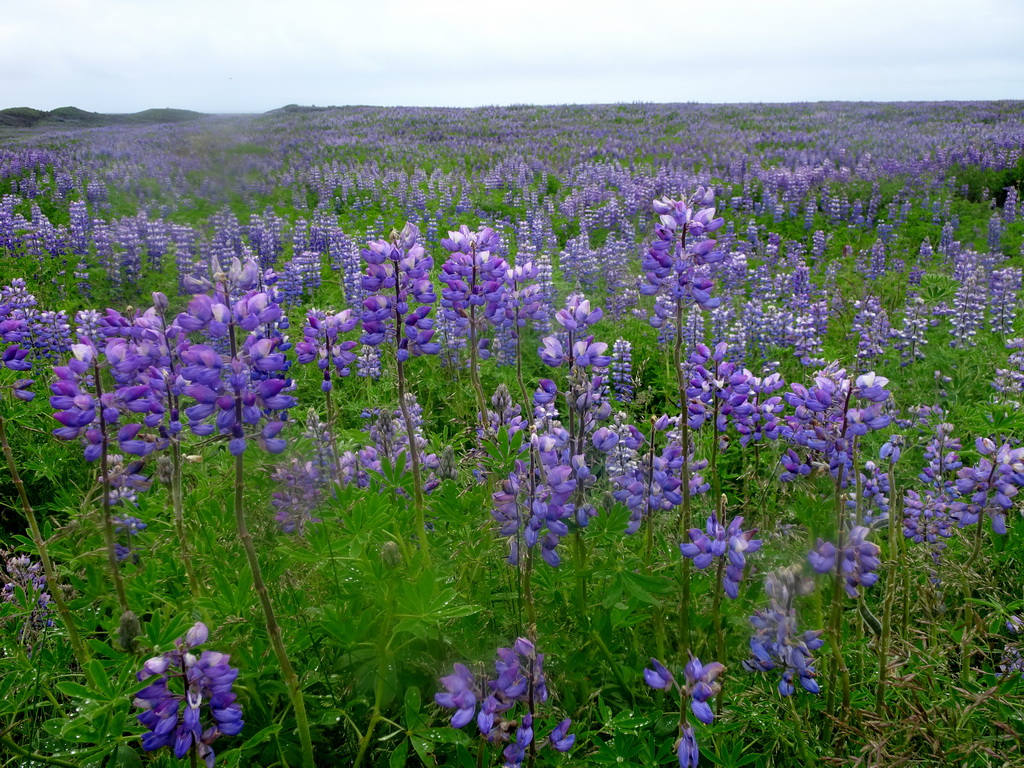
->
[[381, 541, 402, 568], [155, 455, 172, 485], [152, 292, 169, 312], [438, 446, 457, 480], [118, 610, 142, 653]]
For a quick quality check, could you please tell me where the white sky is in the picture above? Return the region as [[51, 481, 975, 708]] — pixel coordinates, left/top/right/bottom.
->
[[2, 0, 1022, 113]]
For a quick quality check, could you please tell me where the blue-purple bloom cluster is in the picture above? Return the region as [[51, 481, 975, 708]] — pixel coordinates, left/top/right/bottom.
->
[[435, 638, 573, 767], [113, 515, 147, 563], [2, 552, 53, 644], [641, 188, 726, 321], [808, 526, 881, 597], [359, 222, 440, 360], [780, 367, 891, 485], [745, 567, 824, 696], [680, 514, 762, 599], [134, 622, 243, 767], [295, 309, 359, 391], [951, 437, 1024, 535], [643, 654, 723, 767]]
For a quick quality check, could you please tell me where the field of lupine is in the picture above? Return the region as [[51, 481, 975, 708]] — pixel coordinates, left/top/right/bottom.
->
[[1, 101, 1024, 767]]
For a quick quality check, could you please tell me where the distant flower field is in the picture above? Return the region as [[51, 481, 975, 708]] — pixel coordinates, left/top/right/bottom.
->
[[1, 101, 1023, 767]]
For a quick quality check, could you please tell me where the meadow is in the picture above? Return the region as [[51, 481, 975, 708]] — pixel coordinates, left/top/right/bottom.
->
[[1, 101, 1024, 767]]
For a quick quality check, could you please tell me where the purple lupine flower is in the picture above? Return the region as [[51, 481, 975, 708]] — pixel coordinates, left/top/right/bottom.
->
[[612, 416, 709, 535], [539, 294, 609, 369], [903, 488, 953, 580], [890, 295, 929, 367], [174, 271, 297, 457], [850, 296, 891, 371], [809, 525, 881, 597], [113, 515, 147, 563], [951, 438, 1024, 535], [733, 369, 785, 446], [483, 384, 527, 439], [133, 622, 242, 767], [745, 566, 824, 696], [294, 308, 359, 391], [2, 552, 53, 646], [438, 224, 508, 360], [642, 189, 726, 322], [686, 342, 752, 434], [780, 365, 890, 486], [680, 513, 762, 598], [643, 652, 722, 766], [949, 266, 986, 349], [270, 459, 324, 534], [359, 223, 440, 361], [643, 654, 723, 724], [547, 718, 575, 752], [989, 267, 1021, 336], [677, 725, 700, 768], [435, 662, 478, 728], [436, 638, 570, 764]]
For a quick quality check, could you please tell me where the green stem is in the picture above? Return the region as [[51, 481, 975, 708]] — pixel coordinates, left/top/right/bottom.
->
[[712, 493, 727, 717], [467, 265, 489, 436], [573, 529, 589, 630], [0, 734, 81, 768], [786, 694, 813, 764], [170, 440, 202, 599], [0, 414, 93, 681], [395, 355, 431, 565], [94, 361, 130, 615], [228, 323, 314, 768], [824, 467, 850, 741], [353, 714, 380, 768], [523, 539, 537, 640], [643, 419, 658, 575], [591, 629, 637, 708], [323, 368, 345, 481], [233, 451, 314, 766], [674, 298, 693, 659], [875, 463, 898, 714]]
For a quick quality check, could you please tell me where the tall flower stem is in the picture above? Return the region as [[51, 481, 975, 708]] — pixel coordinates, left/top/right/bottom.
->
[[643, 419, 658, 574], [93, 361, 129, 614], [824, 466, 851, 741], [170, 440, 201, 599], [786, 694, 813, 764], [959, 463, 996, 680], [0, 414, 93, 681], [228, 323, 314, 767], [395, 355, 431, 565], [523, 448, 538, 640], [515, 331, 530, 415], [673, 299, 693, 659], [875, 465, 898, 714], [322, 378, 345, 480], [712, 493, 727, 717], [573, 530, 589, 631], [155, 307, 201, 599], [466, 260, 489, 435]]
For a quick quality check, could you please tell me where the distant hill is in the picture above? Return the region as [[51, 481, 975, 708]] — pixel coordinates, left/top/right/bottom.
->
[[0, 106, 207, 129], [265, 104, 333, 115]]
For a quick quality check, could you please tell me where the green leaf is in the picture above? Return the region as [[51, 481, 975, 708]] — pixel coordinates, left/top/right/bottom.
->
[[410, 735, 437, 767], [114, 745, 144, 767], [389, 739, 409, 768], [56, 681, 94, 700], [240, 723, 282, 751], [405, 685, 425, 729]]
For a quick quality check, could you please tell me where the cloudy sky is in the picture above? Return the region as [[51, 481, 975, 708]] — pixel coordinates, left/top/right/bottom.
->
[[2, 0, 1022, 113]]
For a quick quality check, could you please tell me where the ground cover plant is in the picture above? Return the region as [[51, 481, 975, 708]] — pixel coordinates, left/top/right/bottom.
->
[[1, 100, 1024, 767]]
